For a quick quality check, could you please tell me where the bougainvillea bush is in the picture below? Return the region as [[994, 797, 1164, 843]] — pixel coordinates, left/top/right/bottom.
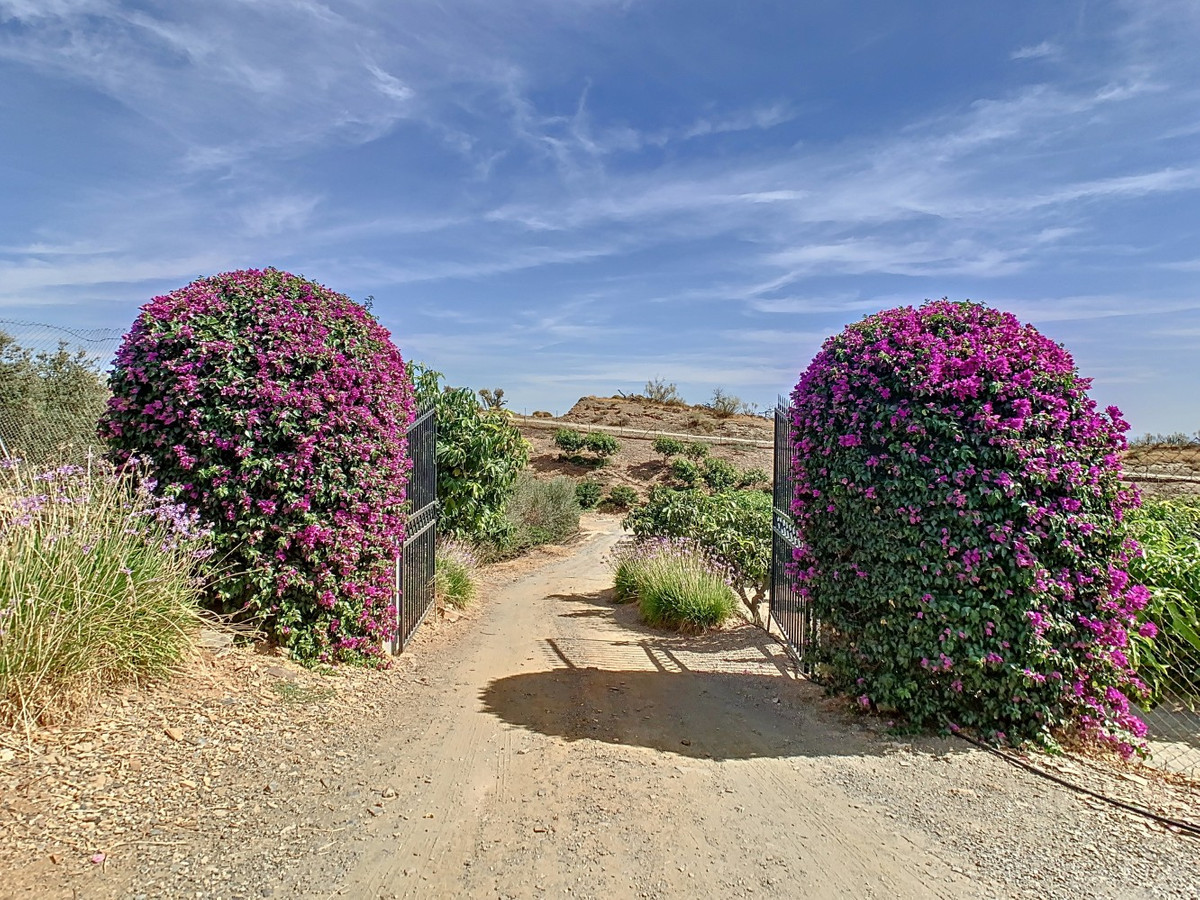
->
[[101, 269, 414, 663], [790, 300, 1149, 753]]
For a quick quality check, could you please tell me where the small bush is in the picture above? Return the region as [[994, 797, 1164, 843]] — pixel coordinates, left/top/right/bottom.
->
[[576, 479, 603, 510], [707, 387, 745, 418], [488, 473, 581, 558], [736, 467, 769, 489], [0, 461, 214, 726], [683, 442, 710, 460], [585, 432, 620, 458], [652, 436, 686, 458], [554, 428, 586, 454], [701, 457, 738, 491], [556, 429, 618, 466], [607, 485, 639, 510], [610, 537, 735, 631], [644, 378, 683, 405], [686, 415, 716, 434], [669, 457, 700, 487], [435, 539, 478, 609]]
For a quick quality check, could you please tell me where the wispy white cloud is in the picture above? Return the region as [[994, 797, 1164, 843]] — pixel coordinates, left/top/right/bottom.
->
[[1011, 41, 1060, 61]]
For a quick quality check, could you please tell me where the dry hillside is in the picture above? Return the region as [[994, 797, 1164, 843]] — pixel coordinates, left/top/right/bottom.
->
[[513, 395, 773, 502]]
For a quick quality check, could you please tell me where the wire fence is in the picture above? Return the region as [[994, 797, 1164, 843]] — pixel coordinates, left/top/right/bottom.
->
[[0, 319, 122, 467], [1124, 436, 1200, 499]]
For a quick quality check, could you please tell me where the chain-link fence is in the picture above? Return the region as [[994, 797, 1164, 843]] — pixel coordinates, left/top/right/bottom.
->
[[0, 319, 122, 467], [1124, 436, 1200, 500], [1122, 480, 1200, 781]]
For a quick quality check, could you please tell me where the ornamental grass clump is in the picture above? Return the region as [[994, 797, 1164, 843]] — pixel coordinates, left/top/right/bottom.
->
[[0, 460, 213, 727], [435, 538, 479, 610], [101, 269, 415, 663], [611, 537, 736, 631], [790, 300, 1148, 753]]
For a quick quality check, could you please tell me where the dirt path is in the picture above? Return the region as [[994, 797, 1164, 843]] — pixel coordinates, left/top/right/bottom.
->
[[5, 514, 1199, 899], [323, 516, 964, 899]]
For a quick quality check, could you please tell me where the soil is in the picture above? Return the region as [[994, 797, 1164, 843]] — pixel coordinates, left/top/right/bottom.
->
[[516, 396, 773, 504], [3, 514, 1199, 899], [516, 395, 1200, 500]]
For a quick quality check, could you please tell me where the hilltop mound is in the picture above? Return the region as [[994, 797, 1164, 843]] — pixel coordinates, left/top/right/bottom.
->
[[513, 395, 774, 503], [557, 395, 772, 441]]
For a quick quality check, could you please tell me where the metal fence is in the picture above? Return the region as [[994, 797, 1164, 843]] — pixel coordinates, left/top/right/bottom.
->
[[391, 404, 438, 652], [1124, 439, 1200, 499], [769, 400, 819, 674], [0, 319, 122, 466]]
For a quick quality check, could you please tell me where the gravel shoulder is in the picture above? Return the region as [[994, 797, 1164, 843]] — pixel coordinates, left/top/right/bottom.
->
[[3, 513, 1198, 899]]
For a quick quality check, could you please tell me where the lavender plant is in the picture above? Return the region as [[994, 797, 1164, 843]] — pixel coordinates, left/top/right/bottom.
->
[[0, 460, 213, 726], [611, 537, 736, 630], [435, 538, 479, 609]]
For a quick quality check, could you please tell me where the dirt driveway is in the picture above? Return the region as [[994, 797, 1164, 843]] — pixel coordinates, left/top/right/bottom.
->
[[3, 514, 1198, 899]]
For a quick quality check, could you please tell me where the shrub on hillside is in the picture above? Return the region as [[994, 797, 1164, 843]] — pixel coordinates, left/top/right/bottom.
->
[[554, 428, 586, 454], [411, 366, 528, 542], [669, 456, 700, 487], [0, 461, 213, 726], [576, 478, 603, 510], [707, 387, 745, 418], [652, 436, 686, 458], [683, 442, 709, 460], [585, 432, 620, 459], [554, 428, 619, 466], [789, 300, 1146, 752], [736, 467, 770, 490], [643, 378, 684, 405], [102, 268, 414, 663], [701, 457, 738, 491], [606, 485, 639, 510]]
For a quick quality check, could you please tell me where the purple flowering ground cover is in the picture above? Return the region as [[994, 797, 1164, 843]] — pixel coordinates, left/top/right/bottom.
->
[[100, 269, 415, 663], [790, 300, 1151, 754]]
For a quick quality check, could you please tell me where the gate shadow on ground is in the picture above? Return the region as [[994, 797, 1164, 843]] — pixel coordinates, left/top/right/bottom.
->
[[503, 588, 970, 761], [481, 668, 904, 761]]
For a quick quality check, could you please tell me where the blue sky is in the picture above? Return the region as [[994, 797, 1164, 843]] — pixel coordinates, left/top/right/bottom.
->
[[1, 1, 1198, 433]]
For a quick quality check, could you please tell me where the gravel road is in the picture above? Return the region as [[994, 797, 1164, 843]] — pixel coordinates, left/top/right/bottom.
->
[[3, 513, 1198, 899]]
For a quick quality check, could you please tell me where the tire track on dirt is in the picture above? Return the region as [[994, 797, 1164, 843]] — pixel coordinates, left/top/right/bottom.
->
[[317, 515, 983, 898]]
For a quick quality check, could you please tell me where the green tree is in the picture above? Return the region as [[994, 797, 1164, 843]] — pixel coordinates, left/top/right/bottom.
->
[[0, 331, 109, 463], [411, 365, 529, 542]]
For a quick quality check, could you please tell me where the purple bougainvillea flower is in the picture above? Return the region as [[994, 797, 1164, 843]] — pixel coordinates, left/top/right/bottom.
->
[[788, 299, 1149, 754], [101, 268, 415, 663]]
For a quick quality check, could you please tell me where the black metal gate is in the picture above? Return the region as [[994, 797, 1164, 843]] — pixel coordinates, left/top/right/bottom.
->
[[393, 404, 438, 653], [770, 400, 819, 673]]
